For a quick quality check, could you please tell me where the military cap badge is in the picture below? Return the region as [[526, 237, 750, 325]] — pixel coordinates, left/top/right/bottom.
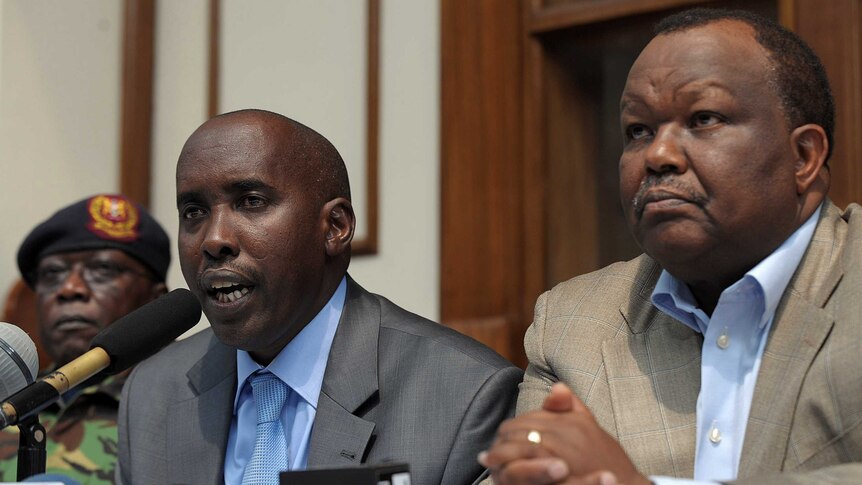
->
[[86, 194, 140, 241]]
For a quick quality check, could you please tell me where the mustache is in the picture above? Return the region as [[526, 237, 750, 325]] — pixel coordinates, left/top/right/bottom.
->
[[631, 175, 706, 218], [199, 261, 261, 283]]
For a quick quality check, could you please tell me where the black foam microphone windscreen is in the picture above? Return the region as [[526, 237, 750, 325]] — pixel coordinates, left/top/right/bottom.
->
[[90, 288, 201, 374]]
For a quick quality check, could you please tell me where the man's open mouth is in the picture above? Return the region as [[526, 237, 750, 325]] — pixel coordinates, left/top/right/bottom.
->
[[208, 280, 253, 304]]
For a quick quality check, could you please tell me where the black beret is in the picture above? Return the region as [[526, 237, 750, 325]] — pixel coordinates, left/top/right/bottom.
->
[[17, 194, 171, 288]]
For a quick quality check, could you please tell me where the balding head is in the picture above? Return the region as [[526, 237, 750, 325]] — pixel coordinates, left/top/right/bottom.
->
[[181, 109, 351, 205]]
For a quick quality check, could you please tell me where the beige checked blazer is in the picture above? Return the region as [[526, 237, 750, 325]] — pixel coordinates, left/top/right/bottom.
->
[[517, 200, 862, 483]]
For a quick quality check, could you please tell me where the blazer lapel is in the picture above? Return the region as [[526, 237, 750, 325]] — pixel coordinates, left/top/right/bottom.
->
[[168, 333, 237, 485], [603, 258, 700, 477], [307, 277, 379, 467], [738, 295, 833, 476], [738, 201, 845, 476]]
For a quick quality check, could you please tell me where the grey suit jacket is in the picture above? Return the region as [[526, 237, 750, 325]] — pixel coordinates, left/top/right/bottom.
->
[[517, 201, 862, 483], [117, 277, 522, 485]]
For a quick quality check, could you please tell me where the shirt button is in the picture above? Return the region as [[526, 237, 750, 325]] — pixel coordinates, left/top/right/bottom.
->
[[717, 331, 730, 349], [709, 425, 722, 444]]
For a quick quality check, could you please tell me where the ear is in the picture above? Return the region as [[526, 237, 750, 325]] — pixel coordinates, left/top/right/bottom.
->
[[790, 123, 829, 195], [322, 198, 355, 257]]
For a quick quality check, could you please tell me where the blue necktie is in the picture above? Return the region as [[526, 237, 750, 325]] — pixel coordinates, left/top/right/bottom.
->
[[241, 372, 290, 484]]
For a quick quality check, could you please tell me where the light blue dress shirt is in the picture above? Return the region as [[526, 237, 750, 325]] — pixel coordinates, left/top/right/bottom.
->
[[650, 206, 821, 485], [223, 277, 347, 484]]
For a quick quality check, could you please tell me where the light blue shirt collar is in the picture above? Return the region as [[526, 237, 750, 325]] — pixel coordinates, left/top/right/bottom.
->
[[225, 277, 347, 481], [652, 204, 822, 333], [234, 276, 347, 410]]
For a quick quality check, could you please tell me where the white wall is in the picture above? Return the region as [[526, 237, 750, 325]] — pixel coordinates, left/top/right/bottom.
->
[[349, 0, 440, 319], [0, 0, 440, 332], [218, 0, 371, 244], [148, 0, 211, 335], [0, 0, 122, 303]]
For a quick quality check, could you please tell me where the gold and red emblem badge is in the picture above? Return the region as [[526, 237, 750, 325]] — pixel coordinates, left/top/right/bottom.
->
[[86, 195, 140, 241]]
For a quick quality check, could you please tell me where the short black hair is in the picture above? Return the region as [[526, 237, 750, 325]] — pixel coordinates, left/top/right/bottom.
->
[[656, 8, 835, 162]]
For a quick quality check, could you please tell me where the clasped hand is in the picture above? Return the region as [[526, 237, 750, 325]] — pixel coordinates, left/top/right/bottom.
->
[[479, 383, 650, 485]]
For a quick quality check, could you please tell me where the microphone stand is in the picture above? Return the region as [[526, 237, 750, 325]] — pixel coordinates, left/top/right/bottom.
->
[[16, 414, 46, 481]]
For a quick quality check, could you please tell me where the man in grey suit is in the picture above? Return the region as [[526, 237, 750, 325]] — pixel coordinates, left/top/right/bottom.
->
[[116, 109, 522, 485], [481, 8, 862, 485]]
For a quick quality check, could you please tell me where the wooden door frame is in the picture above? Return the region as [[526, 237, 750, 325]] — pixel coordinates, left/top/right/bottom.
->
[[119, 0, 156, 208]]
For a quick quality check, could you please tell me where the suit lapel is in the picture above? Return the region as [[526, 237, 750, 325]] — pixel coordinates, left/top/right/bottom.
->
[[738, 201, 845, 476], [168, 332, 237, 485], [603, 257, 700, 477], [307, 277, 379, 467], [738, 294, 834, 475]]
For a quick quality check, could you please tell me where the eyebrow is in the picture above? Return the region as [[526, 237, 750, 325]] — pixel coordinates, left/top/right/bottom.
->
[[231, 179, 273, 192], [620, 80, 734, 112], [619, 88, 650, 111], [619, 95, 649, 115], [176, 179, 276, 208], [176, 191, 201, 208]]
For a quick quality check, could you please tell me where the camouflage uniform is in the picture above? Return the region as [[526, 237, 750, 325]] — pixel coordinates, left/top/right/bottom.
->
[[0, 373, 126, 484]]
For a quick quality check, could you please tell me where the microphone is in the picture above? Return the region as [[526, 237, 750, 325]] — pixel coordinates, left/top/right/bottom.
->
[[0, 323, 39, 400], [0, 288, 201, 429]]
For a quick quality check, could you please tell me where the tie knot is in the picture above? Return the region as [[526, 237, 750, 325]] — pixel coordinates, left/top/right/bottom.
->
[[248, 372, 288, 424]]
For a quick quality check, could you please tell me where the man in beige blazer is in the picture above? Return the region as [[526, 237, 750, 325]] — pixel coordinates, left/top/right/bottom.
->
[[481, 8, 862, 485]]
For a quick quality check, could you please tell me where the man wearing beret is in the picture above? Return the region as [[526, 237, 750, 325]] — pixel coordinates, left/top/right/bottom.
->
[[0, 194, 170, 484]]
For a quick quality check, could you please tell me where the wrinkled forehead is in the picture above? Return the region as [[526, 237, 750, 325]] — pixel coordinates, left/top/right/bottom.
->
[[621, 21, 770, 105]]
